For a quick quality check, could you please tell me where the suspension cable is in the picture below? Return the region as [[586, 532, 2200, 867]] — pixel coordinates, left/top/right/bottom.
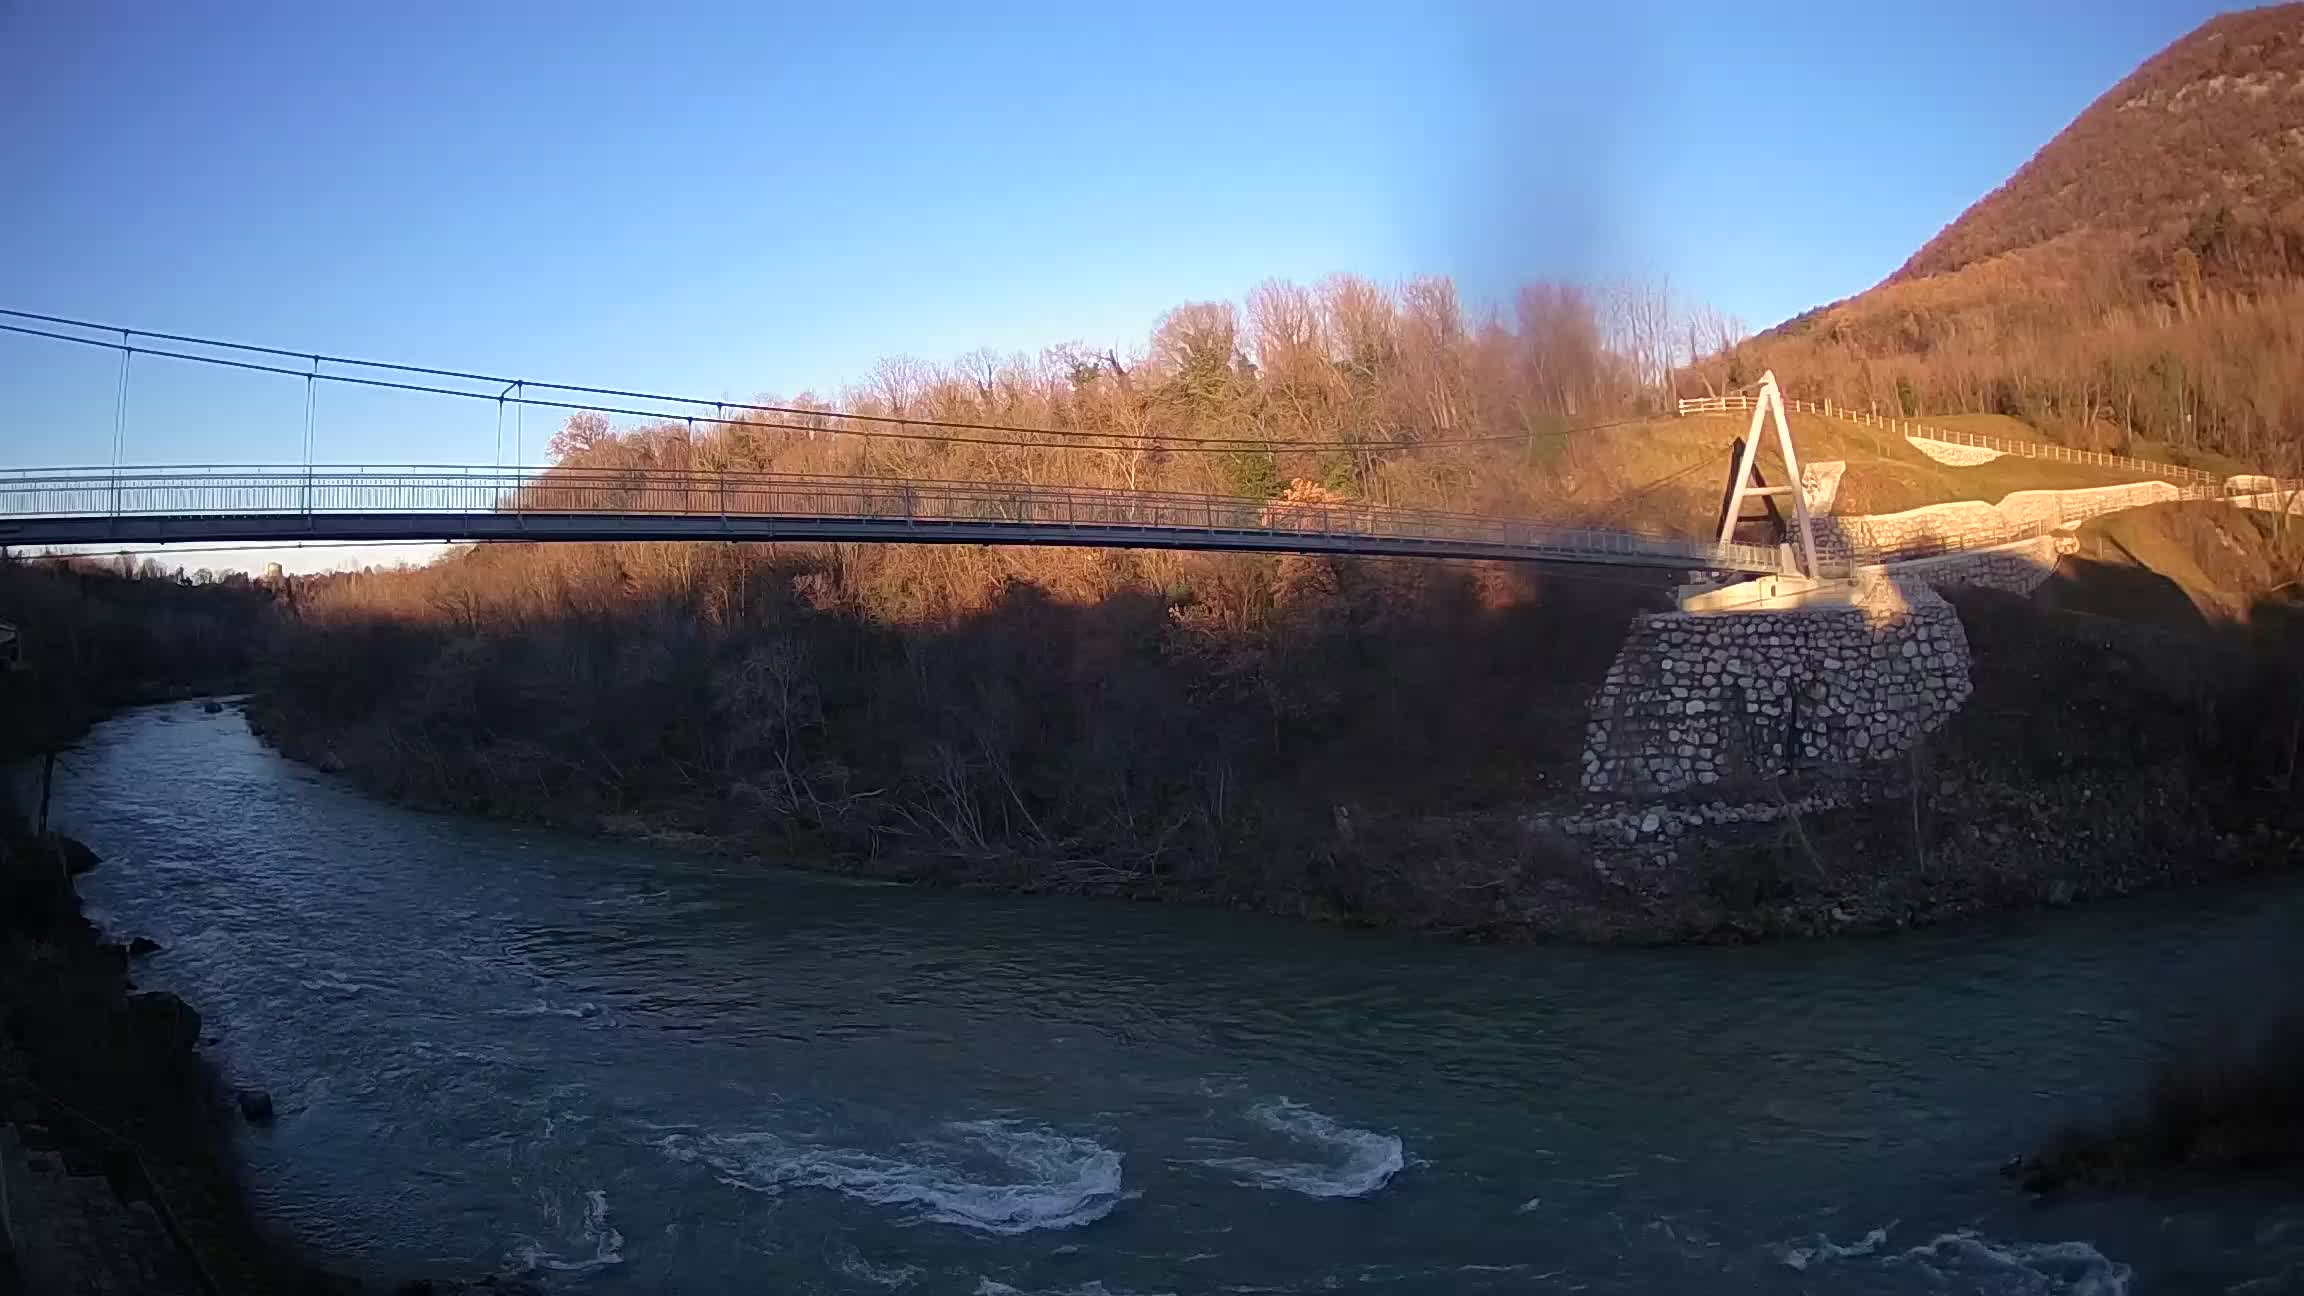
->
[[1, 311, 1658, 456]]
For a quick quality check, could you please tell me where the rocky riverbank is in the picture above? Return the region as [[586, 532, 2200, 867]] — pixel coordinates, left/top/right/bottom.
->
[[0, 821, 535, 1295], [248, 703, 2303, 949], [266, 593, 2304, 947], [241, 491, 2304, 948]]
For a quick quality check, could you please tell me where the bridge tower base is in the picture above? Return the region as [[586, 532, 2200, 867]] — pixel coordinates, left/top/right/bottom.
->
[[1674, 573, 1852, 614]]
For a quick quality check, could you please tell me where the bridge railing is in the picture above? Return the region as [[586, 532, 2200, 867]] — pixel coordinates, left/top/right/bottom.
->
[[1676, 395, 2220, 485], [0, 465, 1791, 573]]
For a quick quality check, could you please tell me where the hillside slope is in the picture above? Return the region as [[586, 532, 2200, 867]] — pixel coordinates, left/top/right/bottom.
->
[[1524, 409, 2216, 540], [1710, 5, 2304, 470], [1897, 3, 2304, 285], [2054, 500, 2304, 622]]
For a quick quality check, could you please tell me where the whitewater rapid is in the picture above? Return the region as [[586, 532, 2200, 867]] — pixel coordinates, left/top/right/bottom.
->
[[1196, 1098, 1406, 1198], [658, 1096, 1406, 1238], [661, 1118, 1129, 1235], [1776, 1222, 2133, 1295]]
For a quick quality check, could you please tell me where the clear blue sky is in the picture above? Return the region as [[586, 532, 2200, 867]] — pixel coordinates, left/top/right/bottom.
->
[[0, 0, 2237, 564]]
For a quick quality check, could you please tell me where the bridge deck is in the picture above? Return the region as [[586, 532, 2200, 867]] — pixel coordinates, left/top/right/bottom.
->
[[0, 467, 1790, 575]]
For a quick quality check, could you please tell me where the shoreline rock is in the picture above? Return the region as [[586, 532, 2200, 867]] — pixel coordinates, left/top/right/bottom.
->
[[234, 1087, 276, 1126], [0, 824, 536, 1294]]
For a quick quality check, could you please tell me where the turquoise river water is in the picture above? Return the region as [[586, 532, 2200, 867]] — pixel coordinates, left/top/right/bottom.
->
[[41, 701, 2304, 1294]]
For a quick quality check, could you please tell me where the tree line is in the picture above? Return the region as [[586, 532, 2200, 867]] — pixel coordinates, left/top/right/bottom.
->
[[251, 274, 1728, 921], [124, 264, 2304, 927], [0, 554, 277, 760], [522, 273, 1719, 520]]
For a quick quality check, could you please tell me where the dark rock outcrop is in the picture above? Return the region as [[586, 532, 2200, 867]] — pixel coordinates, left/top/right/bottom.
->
[[233, 1088, 275, 1126], [124, 992, 202, 1059], [5, 822, 520, 1292], [52, 835, 100, 877]]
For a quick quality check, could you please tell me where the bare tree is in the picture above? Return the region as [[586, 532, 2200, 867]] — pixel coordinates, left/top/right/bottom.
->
[[1606, 276, 1675, 401]]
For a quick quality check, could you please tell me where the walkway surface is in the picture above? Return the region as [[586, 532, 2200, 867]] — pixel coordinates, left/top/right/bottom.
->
[[0, 466, 1792, 574]]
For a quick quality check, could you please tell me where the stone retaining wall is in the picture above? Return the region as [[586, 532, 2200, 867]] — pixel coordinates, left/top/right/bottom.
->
[[1856, 535, 2071, 598], [1815, 481, 2185, 564], [1907, 436, 2005, 466], [1581, 583, 1971, 796], [1999, 482, 2185, 529]]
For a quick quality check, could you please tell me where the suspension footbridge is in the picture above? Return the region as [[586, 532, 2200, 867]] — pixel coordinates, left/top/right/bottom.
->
[[0, 310, 1804, 577], [0, 466, 1794, 574]]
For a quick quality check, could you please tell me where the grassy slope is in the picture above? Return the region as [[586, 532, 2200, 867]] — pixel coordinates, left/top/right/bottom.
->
[[1566, 410, 2178, 536], [2060, 503, 2304, 621], [1897, 413, 2253, 477]]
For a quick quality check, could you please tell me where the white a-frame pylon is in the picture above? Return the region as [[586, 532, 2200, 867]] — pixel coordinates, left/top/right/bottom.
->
[[1716, 370, 1821, 579]]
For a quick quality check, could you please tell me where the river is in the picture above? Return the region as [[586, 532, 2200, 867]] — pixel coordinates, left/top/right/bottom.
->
[[34, 700, 2304, 1293]]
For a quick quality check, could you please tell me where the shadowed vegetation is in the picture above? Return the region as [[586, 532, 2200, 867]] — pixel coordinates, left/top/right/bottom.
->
[[0, 554, 276, 761], [259, 541, 1662, 926]]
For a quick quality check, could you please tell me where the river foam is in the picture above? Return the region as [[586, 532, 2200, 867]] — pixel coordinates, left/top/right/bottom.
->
[[663, 1118, 1124, 1234], [1775, 1223, 1893, 1270], [1890, 1231, 2132, 1295], [506, 1188, 625, 1276], [834, 1248, 924, 1287], [976, 1272, 1179, 1282], [1199, 1099, 1405, 1198], [1775, 1222, 2131, 1295], [488, 998, 606, 1020]]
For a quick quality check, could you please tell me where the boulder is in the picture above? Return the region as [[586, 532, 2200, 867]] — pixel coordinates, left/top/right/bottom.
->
[[124, 991, 201, 1056], [234, 1087, 276, 1125], [49, 835, 100, 877], [127, 936, 163, 958]]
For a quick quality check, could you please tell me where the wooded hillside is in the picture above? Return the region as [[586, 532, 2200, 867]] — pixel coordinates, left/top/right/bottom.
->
[[1899, 4, 2304, 282], [1705, 4, 2304, 469]]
